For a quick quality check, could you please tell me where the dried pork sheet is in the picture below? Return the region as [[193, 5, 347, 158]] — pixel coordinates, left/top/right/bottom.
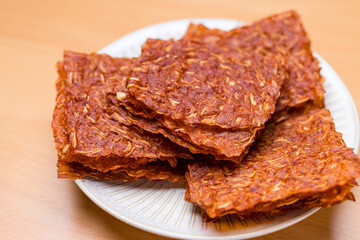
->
[[127, 38, 285, 129], [184, 10, 325, 114], [185, 109, 360, 219], [58, 160, 187, 184], [52, 51, 193, 175], [198, 181, 356, 220]]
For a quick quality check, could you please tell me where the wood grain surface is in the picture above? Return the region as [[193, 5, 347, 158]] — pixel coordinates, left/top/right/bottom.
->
[[1, 0, 360, 239]]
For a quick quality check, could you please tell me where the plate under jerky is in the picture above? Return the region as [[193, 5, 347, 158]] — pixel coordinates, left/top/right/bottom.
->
[[185, 109, 360, 219], [184, 10, 325, 114], [52, 51, 193, 175]]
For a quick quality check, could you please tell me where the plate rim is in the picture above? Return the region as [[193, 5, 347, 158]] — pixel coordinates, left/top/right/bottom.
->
[[75, 18, 360, 240], [313, 52, 360, 153]]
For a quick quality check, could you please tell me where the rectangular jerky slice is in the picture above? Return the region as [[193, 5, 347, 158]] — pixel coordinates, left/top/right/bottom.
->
[[185, 109, 360, 219], [199, 181, 357, 221], [127, 37, 285, 129], [52, 51, 193, 174], [184, 10, 325, 114]]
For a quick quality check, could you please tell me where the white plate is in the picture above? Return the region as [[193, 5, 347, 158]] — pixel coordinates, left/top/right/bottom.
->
[[75, 19, 360, 240]]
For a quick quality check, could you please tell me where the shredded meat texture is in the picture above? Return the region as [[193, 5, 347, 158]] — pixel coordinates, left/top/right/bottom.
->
[[185, 109, 360, 219], [184, 10, 325, 114]]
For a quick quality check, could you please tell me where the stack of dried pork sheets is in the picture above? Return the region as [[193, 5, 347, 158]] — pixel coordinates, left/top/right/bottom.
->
[[54, 52, 191, 183], [52, 10, 360, 220]]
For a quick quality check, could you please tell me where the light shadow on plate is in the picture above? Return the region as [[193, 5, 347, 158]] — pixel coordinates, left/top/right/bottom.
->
[[86, 178, 185, 190]]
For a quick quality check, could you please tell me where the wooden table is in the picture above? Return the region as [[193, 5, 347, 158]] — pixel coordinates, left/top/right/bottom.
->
[[1, 0, 360, 239]]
